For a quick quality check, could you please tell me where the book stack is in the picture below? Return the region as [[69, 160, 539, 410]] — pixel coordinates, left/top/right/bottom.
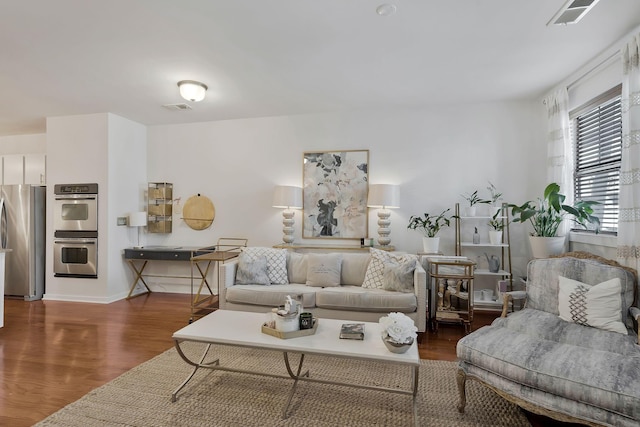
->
[[339, 323, 365, 340]]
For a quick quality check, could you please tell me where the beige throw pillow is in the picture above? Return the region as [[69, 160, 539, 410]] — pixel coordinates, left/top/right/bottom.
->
[[382, 260, 416, 293], [306, 253, 342, 287], [558, 276, 627, 335], [235, 252, 270, 286]]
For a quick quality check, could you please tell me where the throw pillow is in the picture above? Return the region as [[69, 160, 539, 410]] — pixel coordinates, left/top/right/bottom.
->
[[382, 260, 416, 293], [235, 252, 270, 285], [287, 252, 308, 284], [362, 247, 418, 289], [241, 247, 288, 284], [306, 253, 342, 287], [557, 276, 628, 335]]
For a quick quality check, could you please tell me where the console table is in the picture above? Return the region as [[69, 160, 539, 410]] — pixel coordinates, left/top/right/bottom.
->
[[123, 246, 215, 299]]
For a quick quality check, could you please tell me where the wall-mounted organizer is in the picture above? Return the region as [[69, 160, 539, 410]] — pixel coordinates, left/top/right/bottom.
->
[[148, 182, 173, 233], [454, 202, 513, 312]]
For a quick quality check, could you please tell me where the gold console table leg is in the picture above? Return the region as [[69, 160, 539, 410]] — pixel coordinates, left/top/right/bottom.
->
[[126, 260, 152, 299]]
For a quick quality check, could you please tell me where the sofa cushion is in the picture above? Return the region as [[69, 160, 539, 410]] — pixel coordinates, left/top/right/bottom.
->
[[362, 248, 418, 290], [242, 247, 288, 284], [235, 252, 270, 285], [315, 286, 417, 313], [382, 260, 416, 293], [340, 253, 370, 286], [225, 284, 316, 308], [558, 276, 627, 335], [287, 252, 307, 284], [306, 253, 342, 287], [457, 324, 640, 421]]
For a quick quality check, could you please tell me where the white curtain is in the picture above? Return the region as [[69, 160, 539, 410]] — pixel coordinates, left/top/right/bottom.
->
[[545, 87, 573, 236], [617, 33, 640, 271]]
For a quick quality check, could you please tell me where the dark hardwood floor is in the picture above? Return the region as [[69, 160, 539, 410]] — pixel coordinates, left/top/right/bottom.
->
[[0, 294, 576, 426]]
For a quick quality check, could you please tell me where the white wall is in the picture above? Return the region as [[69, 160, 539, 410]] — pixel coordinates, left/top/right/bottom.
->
[[144, 102, 545, 287]]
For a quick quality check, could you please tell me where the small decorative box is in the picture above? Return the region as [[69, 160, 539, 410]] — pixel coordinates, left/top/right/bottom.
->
[[261, 319, 318, 339]]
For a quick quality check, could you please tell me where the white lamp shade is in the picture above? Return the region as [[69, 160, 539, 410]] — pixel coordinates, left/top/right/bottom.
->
[[178, 80, 208, 102], [128, 212, 147, 227], [367, 184, 400, 208], [272, 185, 302, 209]]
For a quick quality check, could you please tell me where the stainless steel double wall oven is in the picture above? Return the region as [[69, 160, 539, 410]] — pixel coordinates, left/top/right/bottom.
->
[[53, 183, 98, 278]]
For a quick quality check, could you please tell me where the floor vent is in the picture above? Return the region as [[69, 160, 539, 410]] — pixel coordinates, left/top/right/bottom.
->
[[162, 103, 192, 110], [547, 0, 600, 26]]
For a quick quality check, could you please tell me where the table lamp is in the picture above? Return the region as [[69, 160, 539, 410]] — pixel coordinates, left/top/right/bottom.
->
[[367, 184, 400, 246], [272, 186, 302, 244], [128, 212, 147, 249]]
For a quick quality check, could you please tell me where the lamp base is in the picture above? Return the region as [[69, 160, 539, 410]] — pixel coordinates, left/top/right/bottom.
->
[[282, 210, 296, 244], [377, 210, 391, 246]]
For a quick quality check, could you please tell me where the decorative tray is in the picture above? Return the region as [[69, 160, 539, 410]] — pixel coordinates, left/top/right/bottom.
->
[[261, 319, 318, 339]]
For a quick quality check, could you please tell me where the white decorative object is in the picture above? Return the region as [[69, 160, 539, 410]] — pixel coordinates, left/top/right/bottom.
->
[[128, 211, 147, 249], [529, 235, 565, 259], [177, 80, 208, 102], [272, 186, 302, 244], [367, 184, 400, 246], [379, 312, 417, 350]]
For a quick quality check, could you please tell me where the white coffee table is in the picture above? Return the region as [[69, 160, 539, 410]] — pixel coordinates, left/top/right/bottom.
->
[[171, 310, 420, 423]]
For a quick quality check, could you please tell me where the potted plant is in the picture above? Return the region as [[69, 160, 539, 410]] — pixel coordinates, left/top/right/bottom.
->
[[509, 182, 600, 258], [407, 208, 452, 253], [379, 312, 418, 354], [461, 190, 489, 216], [487, 210, 508, 245], [486, 181, 503, 216]]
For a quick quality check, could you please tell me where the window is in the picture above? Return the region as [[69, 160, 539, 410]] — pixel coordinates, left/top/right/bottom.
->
[[570, 85, 622, 234]]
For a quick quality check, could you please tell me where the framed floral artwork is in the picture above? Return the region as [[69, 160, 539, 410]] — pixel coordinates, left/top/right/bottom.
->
[[303, 150, 369, 239]]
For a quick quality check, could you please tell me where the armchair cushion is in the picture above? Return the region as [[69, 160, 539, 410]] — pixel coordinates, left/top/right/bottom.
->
[[558, 276, 627, 335]]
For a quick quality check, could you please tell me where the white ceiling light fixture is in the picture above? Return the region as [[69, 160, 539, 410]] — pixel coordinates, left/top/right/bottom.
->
[[376, 4, 397, 17], [177, 80, 208, 102], [547, 0, 601, 26]]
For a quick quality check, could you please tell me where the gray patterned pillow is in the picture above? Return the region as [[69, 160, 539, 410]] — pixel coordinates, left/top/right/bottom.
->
[[235, 253, 270, 285], [382, 260, 416, 292], [242, 247, 289, 284], [362, 247, 418, 289]]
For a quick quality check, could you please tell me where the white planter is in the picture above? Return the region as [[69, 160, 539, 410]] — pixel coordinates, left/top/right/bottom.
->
[[529, 236, 566, 259], [467, 206, 477, 216], [489, 230, 503, 245], [422, 237, 440, 253]]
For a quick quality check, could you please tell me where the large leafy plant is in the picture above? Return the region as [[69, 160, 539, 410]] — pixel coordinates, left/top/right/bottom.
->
[[509, 183, 600, 237], [407, 209, 452, 238]]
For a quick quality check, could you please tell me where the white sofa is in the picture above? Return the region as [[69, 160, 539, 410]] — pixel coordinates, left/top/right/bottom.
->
[[219, 250, 428, 332]]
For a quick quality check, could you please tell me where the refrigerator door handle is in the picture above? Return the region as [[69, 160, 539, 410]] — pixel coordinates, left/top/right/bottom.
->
[[0, 197, 6, 249]]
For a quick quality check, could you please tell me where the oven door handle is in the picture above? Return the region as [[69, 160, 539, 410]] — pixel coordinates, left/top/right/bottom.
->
[[54, 240, 96, 245], [55, 196, 97, 201]]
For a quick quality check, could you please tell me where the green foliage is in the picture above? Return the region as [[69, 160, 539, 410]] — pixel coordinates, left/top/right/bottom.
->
[[407, 209, 452, 238], [488, 210, 508, 231], [461, 190, 490, 207], [509, 183, 600, 237]]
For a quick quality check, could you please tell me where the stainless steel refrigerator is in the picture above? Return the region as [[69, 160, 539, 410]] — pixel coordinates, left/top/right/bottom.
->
[[1, 184, 45, 300]]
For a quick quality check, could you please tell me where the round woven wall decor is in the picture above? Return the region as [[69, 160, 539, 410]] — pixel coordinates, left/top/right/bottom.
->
[[182, 194, 215, 230]]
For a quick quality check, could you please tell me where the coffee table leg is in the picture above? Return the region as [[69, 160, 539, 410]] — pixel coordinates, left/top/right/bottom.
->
[[412, 365, 420, 427], [282, 352, 309, 418], [171, 342, 219, 402]]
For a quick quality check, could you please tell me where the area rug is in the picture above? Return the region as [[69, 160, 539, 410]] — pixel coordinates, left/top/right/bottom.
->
[[36, 342, 530, 427]]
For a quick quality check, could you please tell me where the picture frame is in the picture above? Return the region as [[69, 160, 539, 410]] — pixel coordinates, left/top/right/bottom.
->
[[303, 150, 369, 239]]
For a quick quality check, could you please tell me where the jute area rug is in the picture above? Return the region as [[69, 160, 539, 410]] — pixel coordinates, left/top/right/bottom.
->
[[36, 342, 530, 427]]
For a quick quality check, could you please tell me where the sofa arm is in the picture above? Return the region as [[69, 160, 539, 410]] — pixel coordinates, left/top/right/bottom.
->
[[630, 306, 640, 344], [218, 260, 239, 309], [414, 262, 428, 333], [500, 291, 528, 318]]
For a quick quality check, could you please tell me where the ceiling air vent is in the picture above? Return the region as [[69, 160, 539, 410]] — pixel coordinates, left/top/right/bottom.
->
[[547, 0, 600, 26], [162, 103, 192, 111]]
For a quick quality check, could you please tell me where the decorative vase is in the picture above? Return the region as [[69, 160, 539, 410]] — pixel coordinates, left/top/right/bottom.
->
[[489, 230, 503, 245], [422, 236, 440, 253], [381, 333, 414, 354], [467, 206, 477, 216], [529, 236, 566, 259]]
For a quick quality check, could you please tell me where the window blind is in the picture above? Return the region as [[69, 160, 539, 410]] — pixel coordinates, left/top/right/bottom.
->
[[573, 92, 621, 233]]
